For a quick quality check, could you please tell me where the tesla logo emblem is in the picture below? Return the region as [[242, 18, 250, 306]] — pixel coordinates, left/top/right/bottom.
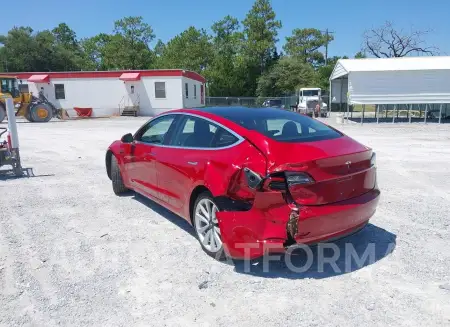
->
[[345, 161, 352, 171]]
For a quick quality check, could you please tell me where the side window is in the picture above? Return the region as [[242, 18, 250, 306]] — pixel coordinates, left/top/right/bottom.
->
[[172, 116, 239, 148], [211, 128, 239, 148], [185, 83, 189, 99], [194, 84, 197, 99], [172, 117, 216, 148], [55, 84, 65, 99], [137, 115, 175, 145]]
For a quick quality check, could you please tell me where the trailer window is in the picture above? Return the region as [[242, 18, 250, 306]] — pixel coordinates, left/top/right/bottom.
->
[[194, 84, 197, 99], [55, 84, 65, 99], [185, 83, 189, 99], [155, 82, 166, 98]]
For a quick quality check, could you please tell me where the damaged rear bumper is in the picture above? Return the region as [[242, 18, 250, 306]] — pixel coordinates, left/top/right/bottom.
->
[[216, 188, 380, 260]]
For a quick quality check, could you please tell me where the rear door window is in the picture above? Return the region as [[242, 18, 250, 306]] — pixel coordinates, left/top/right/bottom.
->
[[171, 116, 239, 148]]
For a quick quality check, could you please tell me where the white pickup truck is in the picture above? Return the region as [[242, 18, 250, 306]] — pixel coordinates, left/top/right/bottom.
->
[[297, 88, 328, 117]]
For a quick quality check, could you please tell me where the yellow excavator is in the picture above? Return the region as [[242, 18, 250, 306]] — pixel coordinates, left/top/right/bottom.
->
[[0, 75, 64, 123]]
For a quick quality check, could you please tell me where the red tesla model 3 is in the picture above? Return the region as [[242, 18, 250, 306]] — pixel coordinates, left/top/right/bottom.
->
[[106, 107, 380, 260]]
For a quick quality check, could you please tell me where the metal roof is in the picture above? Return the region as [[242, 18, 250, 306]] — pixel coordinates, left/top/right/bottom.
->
[[330, 56, 450, 80]]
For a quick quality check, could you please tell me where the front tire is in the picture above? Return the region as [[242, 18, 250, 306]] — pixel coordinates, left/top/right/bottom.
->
[[28, 103, 53, 122], [111, 155, 129, 195], [193, 192, 225, 260]]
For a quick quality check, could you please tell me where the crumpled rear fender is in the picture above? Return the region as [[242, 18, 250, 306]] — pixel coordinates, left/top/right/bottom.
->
[[217, 191, 296, 259]]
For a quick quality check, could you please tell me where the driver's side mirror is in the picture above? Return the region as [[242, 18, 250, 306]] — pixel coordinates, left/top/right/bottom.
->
[[121, 133, 134, 143]]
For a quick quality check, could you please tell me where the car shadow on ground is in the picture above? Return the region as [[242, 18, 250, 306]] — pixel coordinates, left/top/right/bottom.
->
[[132, 192, 196, 237], [130, 192, 396, 279], [232, 223, 396, 279]]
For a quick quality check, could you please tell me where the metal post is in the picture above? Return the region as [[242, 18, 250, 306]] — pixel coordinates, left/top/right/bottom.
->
[[439, 104, 443, 124], [392, 105, 396, 123], [409, 104, 412, 123], [376, 104, 380, 124], [6, 98, 19, 148], [424, 104, 428, 124], [361, 104, 365, 125], [329, 80, 332, 118], [347, 101, 350, 123], [6, 98, 23, 176]]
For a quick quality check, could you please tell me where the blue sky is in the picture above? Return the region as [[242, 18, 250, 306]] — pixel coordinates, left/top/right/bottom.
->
[[2, 0, 449, 57]]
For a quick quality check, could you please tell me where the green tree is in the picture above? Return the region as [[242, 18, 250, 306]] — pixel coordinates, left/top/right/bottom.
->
[[283, 28, 333, 65], [154, 39, 166, 57], [107, 16, 155, 69], [241, 0, 281, 95], [0, 27, 37, 72], [51, 24, 86, 70], [207, 15, 244, 96], [256, 57, 315, 97], [52, 23, 79, 51], [354, 51, 366, 59], [80, 33, 112, 70], [156, 26, 213, 73]]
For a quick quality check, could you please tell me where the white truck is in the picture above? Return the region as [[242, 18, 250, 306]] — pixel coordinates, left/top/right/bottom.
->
[[297, 88, 328, 117]]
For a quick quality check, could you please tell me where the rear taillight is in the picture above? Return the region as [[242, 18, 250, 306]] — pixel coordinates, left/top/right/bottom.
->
[[262, 172, 315, 192], [285, 172, 315, 186], [263, 176, 287, 191]]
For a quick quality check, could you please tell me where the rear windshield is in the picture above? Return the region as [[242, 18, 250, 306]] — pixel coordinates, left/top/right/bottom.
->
[[220, 109, 342, 143]]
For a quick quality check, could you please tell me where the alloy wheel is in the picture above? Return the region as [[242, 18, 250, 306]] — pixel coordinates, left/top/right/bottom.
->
[[194, 198, 222, 252]]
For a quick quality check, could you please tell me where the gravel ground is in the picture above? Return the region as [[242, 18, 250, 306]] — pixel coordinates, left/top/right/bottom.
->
[[0, 117, 449, 327]]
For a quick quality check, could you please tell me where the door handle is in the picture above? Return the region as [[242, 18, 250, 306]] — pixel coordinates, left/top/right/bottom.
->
[[187, 161, 198, 166]]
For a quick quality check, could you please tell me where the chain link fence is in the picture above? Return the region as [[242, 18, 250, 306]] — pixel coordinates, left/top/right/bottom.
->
[[206, 96, 298, 109]]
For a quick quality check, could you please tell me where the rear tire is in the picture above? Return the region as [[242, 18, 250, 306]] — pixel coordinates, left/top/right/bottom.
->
[[111, 155, 128, 195], [28, 103, 53, 123], [193, 192, 226, 260], [0, 106, 5, 123]]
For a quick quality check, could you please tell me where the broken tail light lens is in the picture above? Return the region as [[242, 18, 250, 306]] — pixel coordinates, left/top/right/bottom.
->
[[370, 152, 376, 167], [285, 172, 315, 186]]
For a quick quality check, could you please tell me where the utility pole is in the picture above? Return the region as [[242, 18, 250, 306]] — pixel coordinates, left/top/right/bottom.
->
[[320, 29, 335, 65]]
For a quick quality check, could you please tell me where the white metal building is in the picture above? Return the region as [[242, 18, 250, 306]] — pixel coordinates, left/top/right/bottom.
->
[[1, 70, 206, 117], [330, 56, 450, 122]]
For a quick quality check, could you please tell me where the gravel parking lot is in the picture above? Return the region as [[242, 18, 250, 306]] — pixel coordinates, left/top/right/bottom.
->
[[1, 117, 449, 327]]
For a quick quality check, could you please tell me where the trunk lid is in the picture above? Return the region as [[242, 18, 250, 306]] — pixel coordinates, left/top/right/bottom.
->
[[264, 135, 376, 205]]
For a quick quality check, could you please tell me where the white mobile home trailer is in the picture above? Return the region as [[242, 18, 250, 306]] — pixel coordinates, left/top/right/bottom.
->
[[1, 69, 206, 117]]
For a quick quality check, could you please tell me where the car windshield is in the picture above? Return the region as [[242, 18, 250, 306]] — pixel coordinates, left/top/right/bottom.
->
[[203, 107, 341, 143], [268, 99, 282, 106], [302, 90, 319, 96]]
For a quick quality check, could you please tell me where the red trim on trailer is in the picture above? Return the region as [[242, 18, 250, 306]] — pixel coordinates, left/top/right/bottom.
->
[[182, 71, 206, 84], [0, 69, 206, 83], [28, 74, 50, 83], [119, 72, 141, 81]]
